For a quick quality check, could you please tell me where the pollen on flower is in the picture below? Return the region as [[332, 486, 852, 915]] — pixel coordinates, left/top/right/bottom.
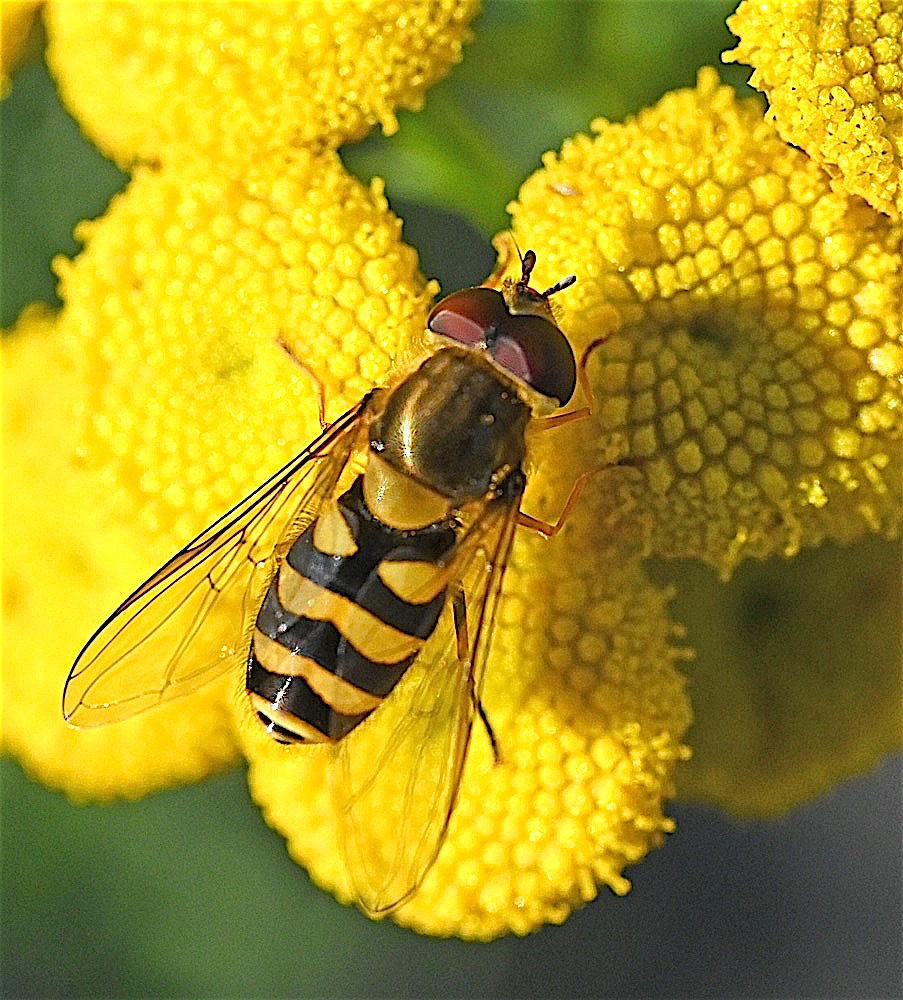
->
[[53, 149, 437, 550], [725, 0, 903, 220], [506, 68, 902, 576], [241, 495, 691, 940], [43, 0, 480, 166], [1, 307, 241, 799]]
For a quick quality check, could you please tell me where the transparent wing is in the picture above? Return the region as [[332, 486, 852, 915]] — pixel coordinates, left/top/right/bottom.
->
[[63, 397, 371, 727], [333, 481, 522, 914]]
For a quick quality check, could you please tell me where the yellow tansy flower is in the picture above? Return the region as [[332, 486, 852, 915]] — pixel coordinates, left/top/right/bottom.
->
[[673, 534, 902, 817], [2, 305, 240, 798], [725, 0, 903, 221], [3, 146, 435, 796], [53, 148, 435, 549], [506, 68, 901, 576], [44, 0, 480, 166]]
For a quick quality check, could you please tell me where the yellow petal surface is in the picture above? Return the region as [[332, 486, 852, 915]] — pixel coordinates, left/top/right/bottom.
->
[[243, 489, 691, 940], [1, 306, 240, 800], [53, 148, 437, 552], [506, 68, 902, 578], [44, 0, 480, 166], [725, 0, 903, 220]]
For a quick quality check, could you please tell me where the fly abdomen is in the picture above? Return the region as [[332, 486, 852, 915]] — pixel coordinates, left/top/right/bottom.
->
[[248, 476, 456, 745]]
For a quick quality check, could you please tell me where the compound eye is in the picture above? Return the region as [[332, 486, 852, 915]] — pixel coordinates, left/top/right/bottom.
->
[[490, 315, 577, 406], [427, 287, 508, 346]]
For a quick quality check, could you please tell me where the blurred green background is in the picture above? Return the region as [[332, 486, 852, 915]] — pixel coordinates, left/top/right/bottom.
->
[[2, 2, 901, 997]]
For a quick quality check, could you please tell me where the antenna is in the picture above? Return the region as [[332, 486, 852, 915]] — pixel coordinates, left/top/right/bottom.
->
[[542, 274, 576, 298], [512, 240, 576, 298]]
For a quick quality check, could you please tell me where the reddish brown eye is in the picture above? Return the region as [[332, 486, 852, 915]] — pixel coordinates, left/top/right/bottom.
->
[[489, 315, 577, 406], [428, 282, 577, 406], [427, 287, 508, 346]]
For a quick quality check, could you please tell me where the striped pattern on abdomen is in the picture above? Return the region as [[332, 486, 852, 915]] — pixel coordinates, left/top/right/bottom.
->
[[248, 476, 456, 745]]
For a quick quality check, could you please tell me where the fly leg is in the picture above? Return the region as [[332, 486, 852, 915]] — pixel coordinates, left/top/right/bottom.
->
[[482, 231, 518, 290], [517, 459, 639, 538], [275, 334, 328, 431], [531, 331, 613, 433], [522, 322, 639, 535], [452, 586, 501, 764]]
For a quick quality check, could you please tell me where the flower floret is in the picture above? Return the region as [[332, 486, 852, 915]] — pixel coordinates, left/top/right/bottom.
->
[[506, 68, 901, 576], [53, 149, 438, 549], [44, 0, 480, 166], [725, 0, 903, 220], [2, 306, 242, 800]]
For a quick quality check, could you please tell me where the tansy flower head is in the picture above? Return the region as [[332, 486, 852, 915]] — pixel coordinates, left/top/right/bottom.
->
[[725, 0, 903, 220], [505, 68, 901, 576], [53, 148, 435, 548], [2, 306, 240, 798], [242, 496, 691, 939], [672, 532, 903, 817], [45, 0, 480, 165]]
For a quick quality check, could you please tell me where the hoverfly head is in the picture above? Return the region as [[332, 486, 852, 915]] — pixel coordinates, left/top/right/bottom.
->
[[427, 249, 577, 407]]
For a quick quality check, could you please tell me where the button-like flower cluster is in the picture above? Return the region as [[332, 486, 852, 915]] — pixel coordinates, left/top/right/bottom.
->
[[54, 151, 436, 547], [45, 0, 479, 162], [508, 68, 901, 576], [725, 0, 903, 220]]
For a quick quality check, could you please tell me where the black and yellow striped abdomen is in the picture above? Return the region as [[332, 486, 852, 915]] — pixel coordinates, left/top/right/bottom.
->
[[248, 476, 456, 745]]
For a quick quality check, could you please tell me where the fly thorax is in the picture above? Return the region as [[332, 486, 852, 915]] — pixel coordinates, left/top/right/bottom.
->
[[369, 349, 530, 505], [362, 454, 452, 530]]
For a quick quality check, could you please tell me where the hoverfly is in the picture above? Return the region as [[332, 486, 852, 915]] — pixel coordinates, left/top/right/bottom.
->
[[64, 249, 592, 914]]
